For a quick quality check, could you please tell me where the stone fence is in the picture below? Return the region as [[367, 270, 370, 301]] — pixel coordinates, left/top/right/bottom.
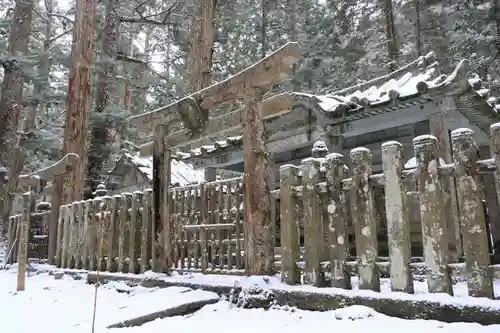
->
[[6, 123, 500, 301]]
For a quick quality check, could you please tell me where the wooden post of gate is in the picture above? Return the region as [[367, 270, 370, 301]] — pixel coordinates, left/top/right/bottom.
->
[[242, 88, 275, 275], [17, 192, 32, 291]]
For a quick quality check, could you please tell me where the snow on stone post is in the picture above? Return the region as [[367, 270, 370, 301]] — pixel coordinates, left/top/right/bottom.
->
[[324, 153, 350, 289], [451, 128, 493, 298], [279, 164, 301, 285], [301, 157, 325, 286], [311, 141, 330, 260], [413, 135, 453, 295], [17, 192, 32, 292], [381, 141, 413, 293], [350, 147, 380, 291]]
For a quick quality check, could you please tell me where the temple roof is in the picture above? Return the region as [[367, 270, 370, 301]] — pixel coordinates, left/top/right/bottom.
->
[[170, 52, 499, 163], [108, 152, 205, 187]]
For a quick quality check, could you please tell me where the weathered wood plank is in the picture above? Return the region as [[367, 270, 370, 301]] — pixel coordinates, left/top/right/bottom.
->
[[61, 204, 71, 268], [119, 193, 132, 273], [75, 201, 85, 269], [141, 189, 152, 273], [130, 43, 299, 133], [279, 164, 301, 285], [16, 192, 32, 291], [199, 182, 208, 271], [129, 191, 141, 274], [108, 195, 121, 272], [68, 201, 78, 268], [55, 205, 66, 267]]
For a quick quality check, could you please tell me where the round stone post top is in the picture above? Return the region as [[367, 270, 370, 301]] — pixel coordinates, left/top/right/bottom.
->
[[311, 140, 328, 158]]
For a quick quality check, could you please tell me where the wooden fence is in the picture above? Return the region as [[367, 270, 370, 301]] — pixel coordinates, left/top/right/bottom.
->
[[7, 123, 500, 300], [5, 201, 51, 264]]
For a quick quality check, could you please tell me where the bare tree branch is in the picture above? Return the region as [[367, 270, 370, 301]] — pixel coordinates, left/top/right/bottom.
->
[[48, 13, 74, 24], [32, 7, 49, 23], [133, 0, 153, 11], [49, 28, 72, 43], [119, 16, 174, 25], [116, 53, 170, 81]]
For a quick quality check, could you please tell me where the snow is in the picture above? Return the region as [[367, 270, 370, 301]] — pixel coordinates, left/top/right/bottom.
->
[[131, 154, 205, 186], [404, 156, 447, 169], [1, 266, 500, 333], [291, 56, 500, 116]]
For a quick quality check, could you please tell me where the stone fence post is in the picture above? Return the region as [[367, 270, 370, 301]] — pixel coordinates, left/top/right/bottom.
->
[[451, 128, 493, 298], [413, 135, 452, 295]]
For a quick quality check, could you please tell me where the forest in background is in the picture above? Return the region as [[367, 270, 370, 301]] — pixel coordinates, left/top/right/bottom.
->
[[0, 0, 497, 172], [0, 0, 498, 223]]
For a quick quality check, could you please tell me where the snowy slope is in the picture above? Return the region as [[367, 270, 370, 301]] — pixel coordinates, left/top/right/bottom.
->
[[0, 266, 499, 333]]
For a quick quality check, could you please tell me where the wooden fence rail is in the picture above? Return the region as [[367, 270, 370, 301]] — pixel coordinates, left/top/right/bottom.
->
[[7, 123, 500, 301]]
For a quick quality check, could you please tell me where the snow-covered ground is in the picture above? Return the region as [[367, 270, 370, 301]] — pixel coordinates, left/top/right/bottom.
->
[[0, 265, 500, 333]]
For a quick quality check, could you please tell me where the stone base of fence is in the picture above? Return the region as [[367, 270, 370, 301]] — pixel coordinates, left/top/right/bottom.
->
[[84, 271, 500, 326]]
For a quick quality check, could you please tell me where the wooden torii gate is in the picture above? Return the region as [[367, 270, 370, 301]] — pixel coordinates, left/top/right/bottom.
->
[[128, 43, 300, 274]]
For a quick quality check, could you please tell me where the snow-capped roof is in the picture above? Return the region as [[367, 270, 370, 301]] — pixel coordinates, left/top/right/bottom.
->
[[109, 152, 205, 187], [174, 136, 243, 160], [172, 52, 498, 163], [131, 154, 205, 186]]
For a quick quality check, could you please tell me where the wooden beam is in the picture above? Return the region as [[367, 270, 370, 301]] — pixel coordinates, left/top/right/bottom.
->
[[139, 92, 294, 156], [129, 43, 300, 133]]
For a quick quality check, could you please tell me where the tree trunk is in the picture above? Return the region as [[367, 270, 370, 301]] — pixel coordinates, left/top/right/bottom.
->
[[383, 0, 398, 71], [87, 0, 119, 189], [415, 0, 422, 57], [132, 24, 152, 115], [0, 0, 35, 233], [260, 0, 267, 58], [186, 0, 217, 92], [50, 0, 96, 261], [1, 0, 53, 236]]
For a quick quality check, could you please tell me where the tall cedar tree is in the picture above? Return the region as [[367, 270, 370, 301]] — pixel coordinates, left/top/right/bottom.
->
[[0, 0, 35, 233]]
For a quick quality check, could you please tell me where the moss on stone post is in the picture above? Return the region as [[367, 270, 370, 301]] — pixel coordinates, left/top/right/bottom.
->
[[350, 147, 380, 291], [413, 135, 452, 295], [324, 153, 350, 289], [302, 157, 324, 286], [381, 141, 413, 293], [451, 128, 493, 299], [489, 122, 500, 249], [279, 164, 301, 285]]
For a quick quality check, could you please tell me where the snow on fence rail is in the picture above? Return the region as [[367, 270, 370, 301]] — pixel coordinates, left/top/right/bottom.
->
[[6, 123, 500, 300]]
